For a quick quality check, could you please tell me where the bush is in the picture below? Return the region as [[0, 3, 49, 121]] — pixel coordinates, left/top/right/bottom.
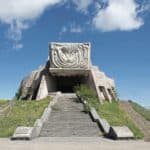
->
[[74, 85, 97, 100]]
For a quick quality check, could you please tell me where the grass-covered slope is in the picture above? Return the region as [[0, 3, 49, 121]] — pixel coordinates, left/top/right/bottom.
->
[[129, 101, 150, 121], [0, 100, 9, 106], [0, 97, 51, 137], [74, 85, 144, 139]]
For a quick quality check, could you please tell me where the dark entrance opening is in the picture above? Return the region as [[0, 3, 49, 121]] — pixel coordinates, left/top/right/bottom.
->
[[99, 86, 109, 101], [107, 88, 115, 100], [55, 76, 86, 93]]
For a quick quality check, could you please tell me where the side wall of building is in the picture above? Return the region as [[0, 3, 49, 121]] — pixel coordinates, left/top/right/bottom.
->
[[89, 66, 116, 103]]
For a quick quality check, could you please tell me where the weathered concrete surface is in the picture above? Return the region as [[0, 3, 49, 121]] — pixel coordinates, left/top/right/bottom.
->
[[0, 137, 150, 150], [17, 42, 116, 103], [36, 75, 49, 100], [89, 107, 110, 135], [11, 127, 33, 140], [90, 66, 116, 103], [108, 126, 134, 139], [40, 94, 101, 137], [99, 119, 110, 135], [90, 107, 100, 121], [50, 42, 90, 69], [18, 65, 46, 100]]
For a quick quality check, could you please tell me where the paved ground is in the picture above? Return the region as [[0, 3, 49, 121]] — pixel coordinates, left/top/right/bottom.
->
[[120, 101, 150, 141], [0, 137, 150, 150]]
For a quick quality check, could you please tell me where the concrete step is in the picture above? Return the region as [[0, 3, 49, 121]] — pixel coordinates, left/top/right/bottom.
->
[[52, 104, 83, 111], [48, 111, 91, 121], [40, 125, 101, 137], [42, 121, 98, 129], [40, 93, 102, 137]]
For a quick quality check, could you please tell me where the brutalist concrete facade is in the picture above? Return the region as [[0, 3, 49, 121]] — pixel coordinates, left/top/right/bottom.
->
[[17, 42, 116, 103]]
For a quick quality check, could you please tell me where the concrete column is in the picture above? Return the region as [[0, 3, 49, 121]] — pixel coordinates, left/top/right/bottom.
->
[[36, 75, 49, 100]]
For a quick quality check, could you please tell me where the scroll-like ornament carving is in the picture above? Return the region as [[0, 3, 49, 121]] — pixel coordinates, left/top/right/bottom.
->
[[51, 43, 90, 69]]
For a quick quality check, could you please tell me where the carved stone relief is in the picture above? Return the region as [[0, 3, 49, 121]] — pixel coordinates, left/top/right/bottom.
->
[[50, 43, 90, 69]]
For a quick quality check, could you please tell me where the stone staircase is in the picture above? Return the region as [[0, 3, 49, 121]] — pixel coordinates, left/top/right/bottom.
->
[[40, 93, 102, 137]]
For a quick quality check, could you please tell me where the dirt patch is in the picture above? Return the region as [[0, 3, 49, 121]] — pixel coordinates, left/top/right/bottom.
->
[[120, 101, 150, 141]]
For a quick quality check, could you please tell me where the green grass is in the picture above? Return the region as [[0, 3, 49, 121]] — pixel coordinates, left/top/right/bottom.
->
[[75, 85, 144, 139], [98, 102, 144, 139], [129, 101, 150, 121], [0, 100, 9, 106], [0, 97, 51, 137]]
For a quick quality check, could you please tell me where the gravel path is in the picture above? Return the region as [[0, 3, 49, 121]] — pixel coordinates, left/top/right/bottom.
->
[[120, 101, 150, 141]]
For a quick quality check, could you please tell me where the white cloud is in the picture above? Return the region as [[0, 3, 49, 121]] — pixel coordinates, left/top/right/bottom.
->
[[70, 23, 82, 33], [60, 26, 67, 33], [6, 20, 28, 49], [138, 0, 150, 14], [59, 23, 83, 39], [95, 2, 102, 12], [59, 23, 83, 35], [59, 26, 67, 38], [72, 0, 92, 13], [7, 20, 29, 41], [0, 0, 149, 47], [13, 43, 23, 49], [93, 0, 144, 31], [0, 0, 63, 23], [0, 0, 64, 48]]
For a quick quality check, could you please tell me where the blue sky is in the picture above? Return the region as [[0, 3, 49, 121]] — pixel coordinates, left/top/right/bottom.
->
[[0, 0, 150, 106]]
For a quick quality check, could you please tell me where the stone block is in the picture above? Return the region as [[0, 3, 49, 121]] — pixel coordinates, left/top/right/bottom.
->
[[32, 119, 43, 138], [89, 107, 110, 135], [99, 119, 110, 134], [36, 75, 49, 100], [109, 126, 134, 139], [82, 100, 90, 113], [90, 107, 100, 121], [34, 119, 43, 127], [40, 107, 51, 122], [11, 127, 33, 140]]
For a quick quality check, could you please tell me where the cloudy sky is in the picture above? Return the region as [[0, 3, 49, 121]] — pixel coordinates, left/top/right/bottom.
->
[[0, 0, 150, 106]]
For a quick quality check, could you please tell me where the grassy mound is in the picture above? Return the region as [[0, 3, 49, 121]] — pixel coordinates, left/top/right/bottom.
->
[[75, 85, 144, 139], [0, 97, 51, 137], [0, 100, 9, 106], [129, 101, 150, 121]]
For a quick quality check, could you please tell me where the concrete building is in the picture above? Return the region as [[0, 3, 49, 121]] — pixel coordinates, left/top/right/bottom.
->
[[17, 42, 116, 103]]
